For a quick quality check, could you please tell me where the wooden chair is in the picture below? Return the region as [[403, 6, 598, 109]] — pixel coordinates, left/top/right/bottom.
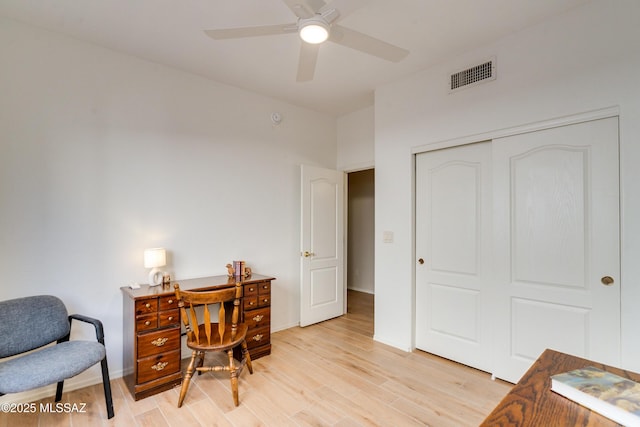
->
[[0, 295, 114, 419], [173, 282, 253, 407]]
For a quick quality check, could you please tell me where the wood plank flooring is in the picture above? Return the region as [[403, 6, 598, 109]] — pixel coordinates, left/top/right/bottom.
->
[[0, 290, 512, 426]]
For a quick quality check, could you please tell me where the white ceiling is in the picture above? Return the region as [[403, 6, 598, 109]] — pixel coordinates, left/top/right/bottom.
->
[[0, 0, 590, 116]]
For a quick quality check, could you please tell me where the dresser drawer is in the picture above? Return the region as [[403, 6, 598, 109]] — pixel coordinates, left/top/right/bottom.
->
[[159, 309, 179, 327], [137, 327, 180, 359], [246, 326, 270, 349], [244, 284, 258, 297], [135, 299, 158, 315], [136, 313, 158, 332], [137, 349, 180, 384], [245, 307, 270, 329], [159, 295, 178, 311], [243, 296, 258, 310], [257, 282, 271, 295], [257, 295, 270, 307]]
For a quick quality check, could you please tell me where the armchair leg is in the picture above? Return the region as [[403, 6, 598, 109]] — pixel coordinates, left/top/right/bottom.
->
[[55, 380, 64, 402], [52, 357, 114, 419], [101, 356, 114, 419]]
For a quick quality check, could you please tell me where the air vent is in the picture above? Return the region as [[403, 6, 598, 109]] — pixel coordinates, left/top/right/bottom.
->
[[449, 57, 496, 92]]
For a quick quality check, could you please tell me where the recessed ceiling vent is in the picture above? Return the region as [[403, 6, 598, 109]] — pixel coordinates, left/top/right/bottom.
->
[[449, 57, 496, 92]]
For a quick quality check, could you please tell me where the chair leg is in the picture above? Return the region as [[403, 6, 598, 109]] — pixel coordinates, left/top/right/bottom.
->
[[100, 356, 115, 419], [196, 351, 205, 375], [227, 349, 239, 406], [241, 340, 253, 374], [178, 351, 198, 407], [53, 358, 114, 420], [55, 380, 64, 402]]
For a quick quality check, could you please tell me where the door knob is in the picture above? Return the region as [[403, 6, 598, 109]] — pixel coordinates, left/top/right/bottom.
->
[[303, 251, 314, 258], [601, 276, 614, 286], [418, 258, 424, 265]]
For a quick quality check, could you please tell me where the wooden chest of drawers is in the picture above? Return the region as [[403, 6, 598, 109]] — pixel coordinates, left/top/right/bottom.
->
[[121, 274, 274, 400], [240, 280, 271, 359]]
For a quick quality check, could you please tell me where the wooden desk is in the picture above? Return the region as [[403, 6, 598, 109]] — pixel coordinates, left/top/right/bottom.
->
[[481, 349, 640, 426], [121, 274, 274, 400]]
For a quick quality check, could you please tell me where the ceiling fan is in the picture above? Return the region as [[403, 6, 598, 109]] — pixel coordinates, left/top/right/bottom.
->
[[204, 0, 409, 82]]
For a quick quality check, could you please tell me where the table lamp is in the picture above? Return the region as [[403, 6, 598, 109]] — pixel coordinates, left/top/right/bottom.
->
[[144, 247, 166, 286]]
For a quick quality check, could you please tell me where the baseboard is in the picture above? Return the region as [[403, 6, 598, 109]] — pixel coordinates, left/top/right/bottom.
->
[[373, 334, 412, 352], [0, 368, 126, 405], [271, 321, 299, 333], [347, 287, 374, 294]]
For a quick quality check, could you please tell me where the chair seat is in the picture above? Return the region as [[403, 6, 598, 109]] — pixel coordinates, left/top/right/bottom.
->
[[0, 340, 105, 394], [186, 323, 248, 351]]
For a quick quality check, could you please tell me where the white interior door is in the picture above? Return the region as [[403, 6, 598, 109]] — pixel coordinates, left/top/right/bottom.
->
[[492, 117, 620, 383], [300, 165, 345, 327], [415, 142, 494, 372]]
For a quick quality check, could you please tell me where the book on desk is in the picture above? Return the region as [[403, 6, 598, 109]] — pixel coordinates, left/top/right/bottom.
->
[[551, 366, 640, 427]]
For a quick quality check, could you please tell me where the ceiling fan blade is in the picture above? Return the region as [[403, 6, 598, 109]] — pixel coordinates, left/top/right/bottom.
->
[[282, 0, 327, 19], [319, 0, 369, 20], [204, 24, 297, 40], [296, 42, 321, 82], [329, 25, 409, 62]]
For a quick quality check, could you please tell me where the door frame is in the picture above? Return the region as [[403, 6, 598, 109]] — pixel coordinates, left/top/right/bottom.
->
[[342, 163, 376, 311]]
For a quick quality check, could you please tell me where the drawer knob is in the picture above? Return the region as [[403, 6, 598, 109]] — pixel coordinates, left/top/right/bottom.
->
[[249, 301, 255, 306], [151, 361, 169, 371], [168, 299, 173, 304], [151, 337, 168, 347], [145, 321, 151, 326], [168, 316, 174, 321], [145, 303, 151, 309], [263, 285, 268, 289], [252, 334, 263, 342], [252, 314, 264, 322], [263, 299, 269, 303], [249, 287, 255, 292]]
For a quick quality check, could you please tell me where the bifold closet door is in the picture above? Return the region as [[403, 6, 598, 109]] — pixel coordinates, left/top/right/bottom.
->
[[415, 141, 494, 372]]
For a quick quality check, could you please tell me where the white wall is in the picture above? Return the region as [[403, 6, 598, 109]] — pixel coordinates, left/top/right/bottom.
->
[[374, 0, 640, 369], [337, 106, 374, 171], [0, 16, 336, 399]]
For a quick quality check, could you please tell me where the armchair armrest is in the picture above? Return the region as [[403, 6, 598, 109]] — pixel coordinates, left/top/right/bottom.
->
[[68, 314, 106, 345]]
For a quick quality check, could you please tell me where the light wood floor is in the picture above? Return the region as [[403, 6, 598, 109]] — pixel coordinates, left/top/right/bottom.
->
[[0, 291, 512, 426]]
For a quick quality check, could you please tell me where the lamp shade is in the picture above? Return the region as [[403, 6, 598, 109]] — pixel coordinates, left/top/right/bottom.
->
[[144, 248, 166, 268]]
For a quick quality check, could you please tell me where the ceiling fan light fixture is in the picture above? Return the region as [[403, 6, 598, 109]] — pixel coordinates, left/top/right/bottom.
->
[[299, 18, 329, 44]]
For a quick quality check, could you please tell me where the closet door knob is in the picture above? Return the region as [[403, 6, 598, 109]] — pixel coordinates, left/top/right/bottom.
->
[[418, 258, 424, 265], [601, 276, 614, 286]]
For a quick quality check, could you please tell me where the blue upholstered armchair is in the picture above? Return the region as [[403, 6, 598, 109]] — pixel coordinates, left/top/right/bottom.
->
[[0, 295, 114, 419]]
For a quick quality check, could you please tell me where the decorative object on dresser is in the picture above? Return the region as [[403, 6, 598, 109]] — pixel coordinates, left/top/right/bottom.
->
[[120, 274, 274, 400], [233, 260, 245, 278], [0, 295, 114, 419], [174, 282, 253, 407], [144, 247, 167, 286], [226, 262, 252, 278], [226, 263, 235, 277]]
